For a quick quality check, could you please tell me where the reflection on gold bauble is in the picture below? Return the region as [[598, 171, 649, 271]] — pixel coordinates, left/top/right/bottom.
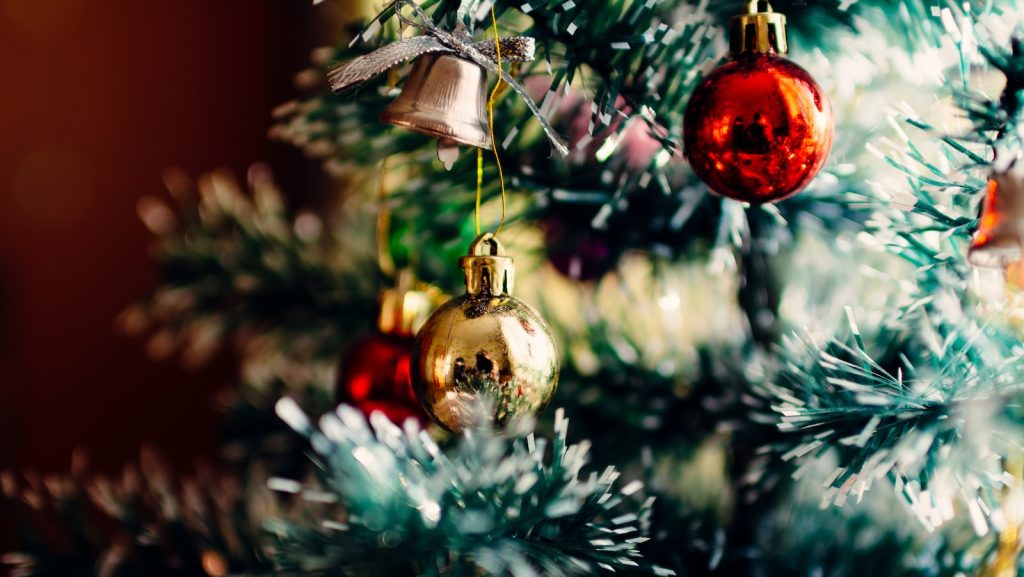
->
[[411, 233, 559, 433]]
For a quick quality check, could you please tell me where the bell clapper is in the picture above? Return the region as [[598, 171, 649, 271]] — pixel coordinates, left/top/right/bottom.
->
[[437, 138, 460, 171]]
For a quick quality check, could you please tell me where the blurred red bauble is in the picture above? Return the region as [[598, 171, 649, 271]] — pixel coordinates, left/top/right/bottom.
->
[[337, 332, 423, 423], [336, 271, 437, 424], [683, 2, 833, 204]]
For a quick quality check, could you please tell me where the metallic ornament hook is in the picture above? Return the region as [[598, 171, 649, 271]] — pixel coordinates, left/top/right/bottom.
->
[[460, 233, 514, 297], [730, 0, 788, 54]]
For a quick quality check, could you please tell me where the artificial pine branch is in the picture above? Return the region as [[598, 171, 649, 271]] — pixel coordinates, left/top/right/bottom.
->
[[38, 1, 1024, 574], [274, 0, 730, 264], [754, 26, 1024, 530], [2, 450, 274, 577], [268, 399, 674, 577], [122, 165, 377, 374]]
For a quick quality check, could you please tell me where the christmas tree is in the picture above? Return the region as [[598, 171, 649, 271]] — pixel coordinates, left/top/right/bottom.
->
[[6, 0, 1024, 575]]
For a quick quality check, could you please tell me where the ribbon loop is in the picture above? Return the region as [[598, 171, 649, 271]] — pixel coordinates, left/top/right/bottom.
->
[[329, 36, 451, 93], [472, 37, 535, 63]]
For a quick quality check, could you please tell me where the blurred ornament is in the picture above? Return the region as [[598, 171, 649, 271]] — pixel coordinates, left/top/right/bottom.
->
[[561, 88, 666, 169], [201, 551, 229, 577], [975, 454, 1024, 577], [544, 218, 615, 281], [337, 270, 437, 423], [618, 118, 666, 170], [328, 0, 567, 157], [683, 0, 833, 203], [411, 233, 559, 433], [969, 163, 1024, 269], [1007, 258, 1024, 290]]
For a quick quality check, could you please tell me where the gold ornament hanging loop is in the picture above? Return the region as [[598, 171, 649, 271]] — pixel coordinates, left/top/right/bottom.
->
[[474, 5, 508, 237], [460, 233, 514, 297]]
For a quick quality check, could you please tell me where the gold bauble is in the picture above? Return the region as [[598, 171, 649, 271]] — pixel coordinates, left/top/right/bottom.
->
[[411, 233, 559, 433]]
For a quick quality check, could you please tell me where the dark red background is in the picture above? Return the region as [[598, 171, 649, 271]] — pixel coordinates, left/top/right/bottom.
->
[[0, 0, 342, 489]]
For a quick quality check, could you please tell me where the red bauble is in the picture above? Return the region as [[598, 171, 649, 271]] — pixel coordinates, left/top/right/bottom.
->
[[337, 332, 424, 423], [683, 52, 834, 204]]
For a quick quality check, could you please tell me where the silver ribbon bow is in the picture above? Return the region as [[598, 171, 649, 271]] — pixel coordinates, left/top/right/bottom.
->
[[328, 0, 568, 156]]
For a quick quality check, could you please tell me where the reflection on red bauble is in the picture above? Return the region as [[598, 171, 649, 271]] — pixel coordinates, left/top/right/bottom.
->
[[683, 52, 834, 204], [336, 333, 424, 423]]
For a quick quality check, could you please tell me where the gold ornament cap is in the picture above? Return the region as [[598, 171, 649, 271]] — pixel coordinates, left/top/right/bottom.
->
[[731, 0, 788, 55], [459, 233, 515, 297], [377, 269, 435, 336]]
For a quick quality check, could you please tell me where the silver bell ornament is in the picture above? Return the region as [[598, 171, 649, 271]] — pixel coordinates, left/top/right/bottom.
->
[[326, 0, 569, 161], [410, 233, 559, 433], [380, 53, 492, 153]]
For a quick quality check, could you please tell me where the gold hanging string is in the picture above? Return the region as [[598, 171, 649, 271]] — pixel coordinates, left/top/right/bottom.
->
[[377, 157, 396, 277], [485, 4, 505, 234], [474, 5, 508, 237], [475, 148, 483, 235]]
